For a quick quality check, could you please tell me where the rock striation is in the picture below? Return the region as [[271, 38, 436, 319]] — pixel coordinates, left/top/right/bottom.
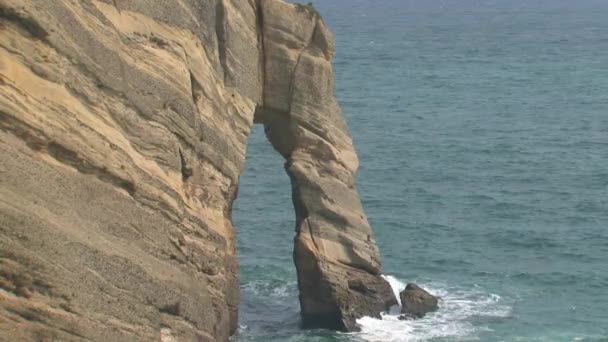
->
[[0, 0, 396, 341]]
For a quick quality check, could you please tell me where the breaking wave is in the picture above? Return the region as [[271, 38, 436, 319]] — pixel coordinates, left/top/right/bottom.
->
[[354, 275, 512, 342]]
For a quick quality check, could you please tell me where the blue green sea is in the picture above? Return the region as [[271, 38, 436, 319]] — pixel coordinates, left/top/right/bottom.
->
[[232, 0, 608, 341]]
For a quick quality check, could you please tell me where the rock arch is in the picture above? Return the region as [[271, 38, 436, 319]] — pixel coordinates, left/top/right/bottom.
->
[[250, 0, 397, 330], [0, 0, 395, 340]]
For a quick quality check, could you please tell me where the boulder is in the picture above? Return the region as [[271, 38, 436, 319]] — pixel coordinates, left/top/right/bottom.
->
[[399, 283, 439, 318]]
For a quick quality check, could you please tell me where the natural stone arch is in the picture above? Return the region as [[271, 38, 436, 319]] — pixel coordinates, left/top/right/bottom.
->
[[0, 0, 395, 340], [250, 1, 397, 330]]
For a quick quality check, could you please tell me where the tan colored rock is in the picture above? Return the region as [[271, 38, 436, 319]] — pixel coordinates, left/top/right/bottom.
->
[[219, 0, 262, 102], [0, 1, 254, 340], [0, 0, 395, 340], [258, 0, 397, 331]]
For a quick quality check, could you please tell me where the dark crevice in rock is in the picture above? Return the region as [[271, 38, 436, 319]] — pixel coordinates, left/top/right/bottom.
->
[[159, 302, 181, 316], [6, 308, 43, 323], [0, 110, 48, 151], [255, 0, 266, 104], [47, 142, 136, 196], [225, 180, 239, 218], [178, 148, 193, 182], [215, 0, 227, 83], [0, 6, 48, 41], [190, 71, 203, 105]]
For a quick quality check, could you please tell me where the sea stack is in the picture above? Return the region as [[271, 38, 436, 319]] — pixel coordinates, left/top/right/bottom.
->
[[0, 0, 395, 341], [399, 283, 439, 318]]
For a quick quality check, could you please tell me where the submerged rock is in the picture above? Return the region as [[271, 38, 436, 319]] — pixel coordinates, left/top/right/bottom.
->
[[399, 283, 439, 318]]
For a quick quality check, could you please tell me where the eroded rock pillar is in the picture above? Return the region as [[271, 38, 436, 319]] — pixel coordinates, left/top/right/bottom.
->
[[257, 0, 397, 330]]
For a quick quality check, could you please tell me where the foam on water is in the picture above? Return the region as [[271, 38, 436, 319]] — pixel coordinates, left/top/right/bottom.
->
[[382, 275, 405, 307], [241, 280, 298, 299], [355, 275, 512, 342]]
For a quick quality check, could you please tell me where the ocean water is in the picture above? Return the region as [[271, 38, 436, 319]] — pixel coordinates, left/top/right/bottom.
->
[[232, 1, 608, 341]]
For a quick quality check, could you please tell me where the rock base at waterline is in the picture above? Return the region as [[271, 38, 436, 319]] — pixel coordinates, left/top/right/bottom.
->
[[399, 283, 439, 318]]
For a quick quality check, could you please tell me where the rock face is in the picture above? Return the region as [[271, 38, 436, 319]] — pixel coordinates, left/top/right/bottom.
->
[[0, 0, 395, 341], [258, 1, 398, 330], [399, 284, 439, 318]]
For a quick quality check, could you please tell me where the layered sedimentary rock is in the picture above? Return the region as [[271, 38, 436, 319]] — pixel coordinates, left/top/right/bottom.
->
[[0, 1, 396, 341], [257, 1, 397, 330]]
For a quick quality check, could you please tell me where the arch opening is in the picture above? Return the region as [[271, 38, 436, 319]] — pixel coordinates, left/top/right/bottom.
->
[[230, 0, 397, 332], [232, 124, 301, 334]]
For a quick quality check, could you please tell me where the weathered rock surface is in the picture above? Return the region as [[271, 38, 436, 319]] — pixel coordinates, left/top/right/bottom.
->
[[258, 1, 398, 330], [0, 0, 395, 340], [399, 284, 439, 318]]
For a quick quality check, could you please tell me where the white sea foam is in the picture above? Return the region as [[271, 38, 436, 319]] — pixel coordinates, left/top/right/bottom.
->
[[241, 280, 297, 299], [382, 275, 405, 306], [355, 275, 512, 342]]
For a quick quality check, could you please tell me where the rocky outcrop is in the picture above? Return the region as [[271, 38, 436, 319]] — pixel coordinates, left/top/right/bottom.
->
[[399, 284, 439, 318], [257, 1, 398, 330], [0, 0, 395, 341]]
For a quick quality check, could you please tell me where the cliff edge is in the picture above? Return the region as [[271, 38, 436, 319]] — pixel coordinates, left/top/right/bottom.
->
[[0, 1, 396, 341]]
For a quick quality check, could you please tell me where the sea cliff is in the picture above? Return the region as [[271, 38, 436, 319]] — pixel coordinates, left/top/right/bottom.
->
[[0, 1, 395, 340]]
